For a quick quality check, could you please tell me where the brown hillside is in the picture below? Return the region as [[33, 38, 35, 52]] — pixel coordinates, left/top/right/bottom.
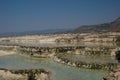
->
[[108, 17, 120, 32], [74, 17, 120, 33]]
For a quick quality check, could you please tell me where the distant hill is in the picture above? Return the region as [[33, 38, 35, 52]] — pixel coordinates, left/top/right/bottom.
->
[[1, 17, 120, 37], [108, 17, 120, 32], [74, 17, 120, 33], [0, 28, 72, 37]]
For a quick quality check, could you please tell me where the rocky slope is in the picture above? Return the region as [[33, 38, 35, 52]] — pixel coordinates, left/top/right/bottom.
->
[[108, 17, 120, 32], [74, 17, 120, 33]]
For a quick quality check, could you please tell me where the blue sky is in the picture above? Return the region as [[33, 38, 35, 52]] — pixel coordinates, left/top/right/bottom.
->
[[0, 0, 120, 33]]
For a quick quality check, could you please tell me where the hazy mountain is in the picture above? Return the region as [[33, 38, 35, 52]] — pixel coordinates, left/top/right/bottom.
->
[[0, 28, 72, 37], [0, 17, 120, 37], [74, 17, 120, 33], [108, 17, 120, 32]]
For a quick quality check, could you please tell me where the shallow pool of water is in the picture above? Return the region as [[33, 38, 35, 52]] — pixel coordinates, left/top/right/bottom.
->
[[62, 54, 117, 63], [0, 54, 107, 80]]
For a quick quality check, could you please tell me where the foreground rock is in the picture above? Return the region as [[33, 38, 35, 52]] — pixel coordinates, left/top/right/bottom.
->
[[102, 64, 120, 80], [0, 68, 51, 80]]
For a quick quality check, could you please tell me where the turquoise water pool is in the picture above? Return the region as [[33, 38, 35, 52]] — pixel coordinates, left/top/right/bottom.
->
[[0, 54, 107, 80]]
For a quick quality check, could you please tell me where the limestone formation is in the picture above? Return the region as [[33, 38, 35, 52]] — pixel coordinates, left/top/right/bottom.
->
[[0, 68, 51, 80], [102, 65, 120, 80]]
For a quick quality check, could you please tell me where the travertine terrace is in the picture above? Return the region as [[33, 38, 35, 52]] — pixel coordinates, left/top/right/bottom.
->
[[0, 32, 120, 44], [0, 32, 120, 80]]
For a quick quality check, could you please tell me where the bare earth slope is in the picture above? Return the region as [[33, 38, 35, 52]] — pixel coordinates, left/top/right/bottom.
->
[[74, 17, 120, 33]]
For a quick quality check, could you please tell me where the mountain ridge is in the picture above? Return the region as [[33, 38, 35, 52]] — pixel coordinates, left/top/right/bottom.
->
[[0, 17, 120, 37], [74, 17, 120, 33]]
